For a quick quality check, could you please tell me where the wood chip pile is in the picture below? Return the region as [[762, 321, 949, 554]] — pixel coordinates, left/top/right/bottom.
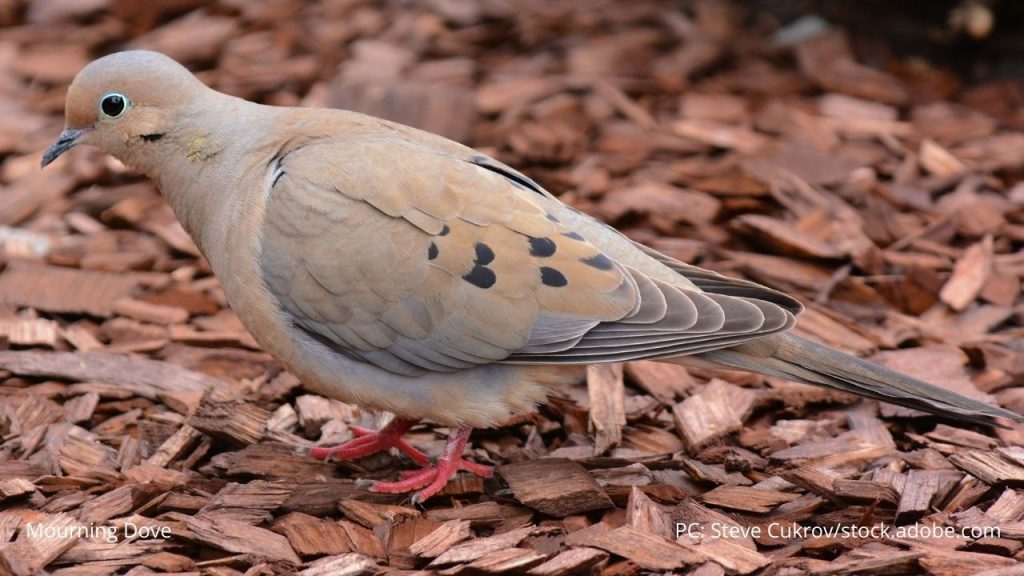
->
[[1, 1, 1023, 574]]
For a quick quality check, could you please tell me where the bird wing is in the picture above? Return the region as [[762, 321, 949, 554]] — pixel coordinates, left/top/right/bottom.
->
[[629, 241, 804, 315], [259, 122, 797, 376]]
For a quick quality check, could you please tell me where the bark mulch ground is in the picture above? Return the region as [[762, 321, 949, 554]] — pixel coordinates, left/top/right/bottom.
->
[[1, 1, 1024, 574]]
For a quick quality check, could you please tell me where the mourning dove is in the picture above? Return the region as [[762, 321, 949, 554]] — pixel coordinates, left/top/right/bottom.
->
[[44, 51, 1022, 502]]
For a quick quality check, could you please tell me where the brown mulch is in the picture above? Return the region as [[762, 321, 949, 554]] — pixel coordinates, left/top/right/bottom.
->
[[1, 1, 1024, 574]]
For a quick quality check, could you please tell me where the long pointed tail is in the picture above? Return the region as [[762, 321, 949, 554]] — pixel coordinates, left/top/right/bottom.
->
[[696, 333, 1023, 427]]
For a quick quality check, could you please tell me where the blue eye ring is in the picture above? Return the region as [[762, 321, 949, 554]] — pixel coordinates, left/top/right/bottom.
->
[[99, 93, 130, 118]]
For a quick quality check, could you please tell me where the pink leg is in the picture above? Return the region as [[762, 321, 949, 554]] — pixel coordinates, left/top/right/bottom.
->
[[369, 425, 493, 504], [303, 418, 430, 466]]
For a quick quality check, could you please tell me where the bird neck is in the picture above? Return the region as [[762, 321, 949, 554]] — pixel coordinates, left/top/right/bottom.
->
[[129, 93, 269, 265]]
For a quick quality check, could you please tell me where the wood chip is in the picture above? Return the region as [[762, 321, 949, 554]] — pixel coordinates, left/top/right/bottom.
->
[[624, 360, 696, 402], [986, 488, 1024, 522], [0, 173, 75, 227], [429, 526, 534, 567], [208, 442, 341, 481], [672, 379, 759, 453], [499, 458, 613, 517], [0, 261, 141, 317], [673, 119, 766, 153], [188, 395, 270, 446], [600, 182, 721, 225], [0, 478, 35, 501], [918, 548, 1017, 576], [949, 450, 1024, 485], [111, 297, 190, 325], [201, 480, 293, 524], [424, 501, 525, 527], [177, 512, 301, 565], [832, 479, 900, 504], [167, 323, 260, 349], [61, 392, 99, 424], [338, 499, 420, 530], [272, 512, 353, 557], [0, 513, 80, 576], [920, 139, 967, 177], [299, 553, 378, 576], [57, 428, 118, 476], [0, 350, 224, 398], [463, 547, 548, 574], [815, 549, 925, 576], [587, 363, 625, 455], [677, 532, 772, 575], [409, 519, 472, 558], [330, 80, 476, 143], [781, 465, 839, 500], [527, 547, 608, 576], [926, 424, 999, 450], [295, 394, 359, 436], [566, 524, 702, 571], [702, 485, 802, 513], [0, 317, 59, 347], [734, 214, 846, 260], [281, 480, 397, 517], [145, 424, 203, 468], [940, 235, 994, 311]]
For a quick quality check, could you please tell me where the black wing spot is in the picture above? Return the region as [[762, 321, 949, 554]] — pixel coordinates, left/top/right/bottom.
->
[[474, 243, 495, 265], [562, 231, 584, 241], [581, 253, 613, 270], [468, 156, 545, 195], [528, 236, 557, 257], [439, 224, 451, 236], [463, 265, 496, 289], [505, 178, 530, 191], [546, 213, 560, 223], [540, 267, 568, 287], [428, 242, 439, 260]]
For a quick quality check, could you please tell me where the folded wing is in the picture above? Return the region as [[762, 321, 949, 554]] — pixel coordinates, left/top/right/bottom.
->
[[258, 126, 799, 376]]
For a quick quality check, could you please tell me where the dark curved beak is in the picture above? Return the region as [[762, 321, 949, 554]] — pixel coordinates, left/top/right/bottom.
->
[[41, 129, 83, 168]]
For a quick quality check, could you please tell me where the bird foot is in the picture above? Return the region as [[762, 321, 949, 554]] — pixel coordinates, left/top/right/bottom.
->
[[368, 425, 492, 503], [306, 418, 429, 466]]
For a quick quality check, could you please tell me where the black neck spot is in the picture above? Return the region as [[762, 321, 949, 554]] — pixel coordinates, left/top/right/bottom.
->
[[141, 133, 165, 142]]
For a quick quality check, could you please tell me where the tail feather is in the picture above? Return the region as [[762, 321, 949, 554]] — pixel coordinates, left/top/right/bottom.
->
[[698, 333, 1023, 427]]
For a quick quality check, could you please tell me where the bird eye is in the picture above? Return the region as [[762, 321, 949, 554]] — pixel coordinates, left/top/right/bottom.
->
[[99, 93, 129, 118]]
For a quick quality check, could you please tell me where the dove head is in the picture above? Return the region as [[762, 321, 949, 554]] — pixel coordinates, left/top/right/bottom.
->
[[42, 50, 210, 169]]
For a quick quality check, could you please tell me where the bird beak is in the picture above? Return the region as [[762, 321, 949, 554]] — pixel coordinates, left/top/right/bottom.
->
[[41, 128, 85, 167]]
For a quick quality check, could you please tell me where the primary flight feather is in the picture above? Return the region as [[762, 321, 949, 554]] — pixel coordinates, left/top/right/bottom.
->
[[43, 51, 1022, 502]]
